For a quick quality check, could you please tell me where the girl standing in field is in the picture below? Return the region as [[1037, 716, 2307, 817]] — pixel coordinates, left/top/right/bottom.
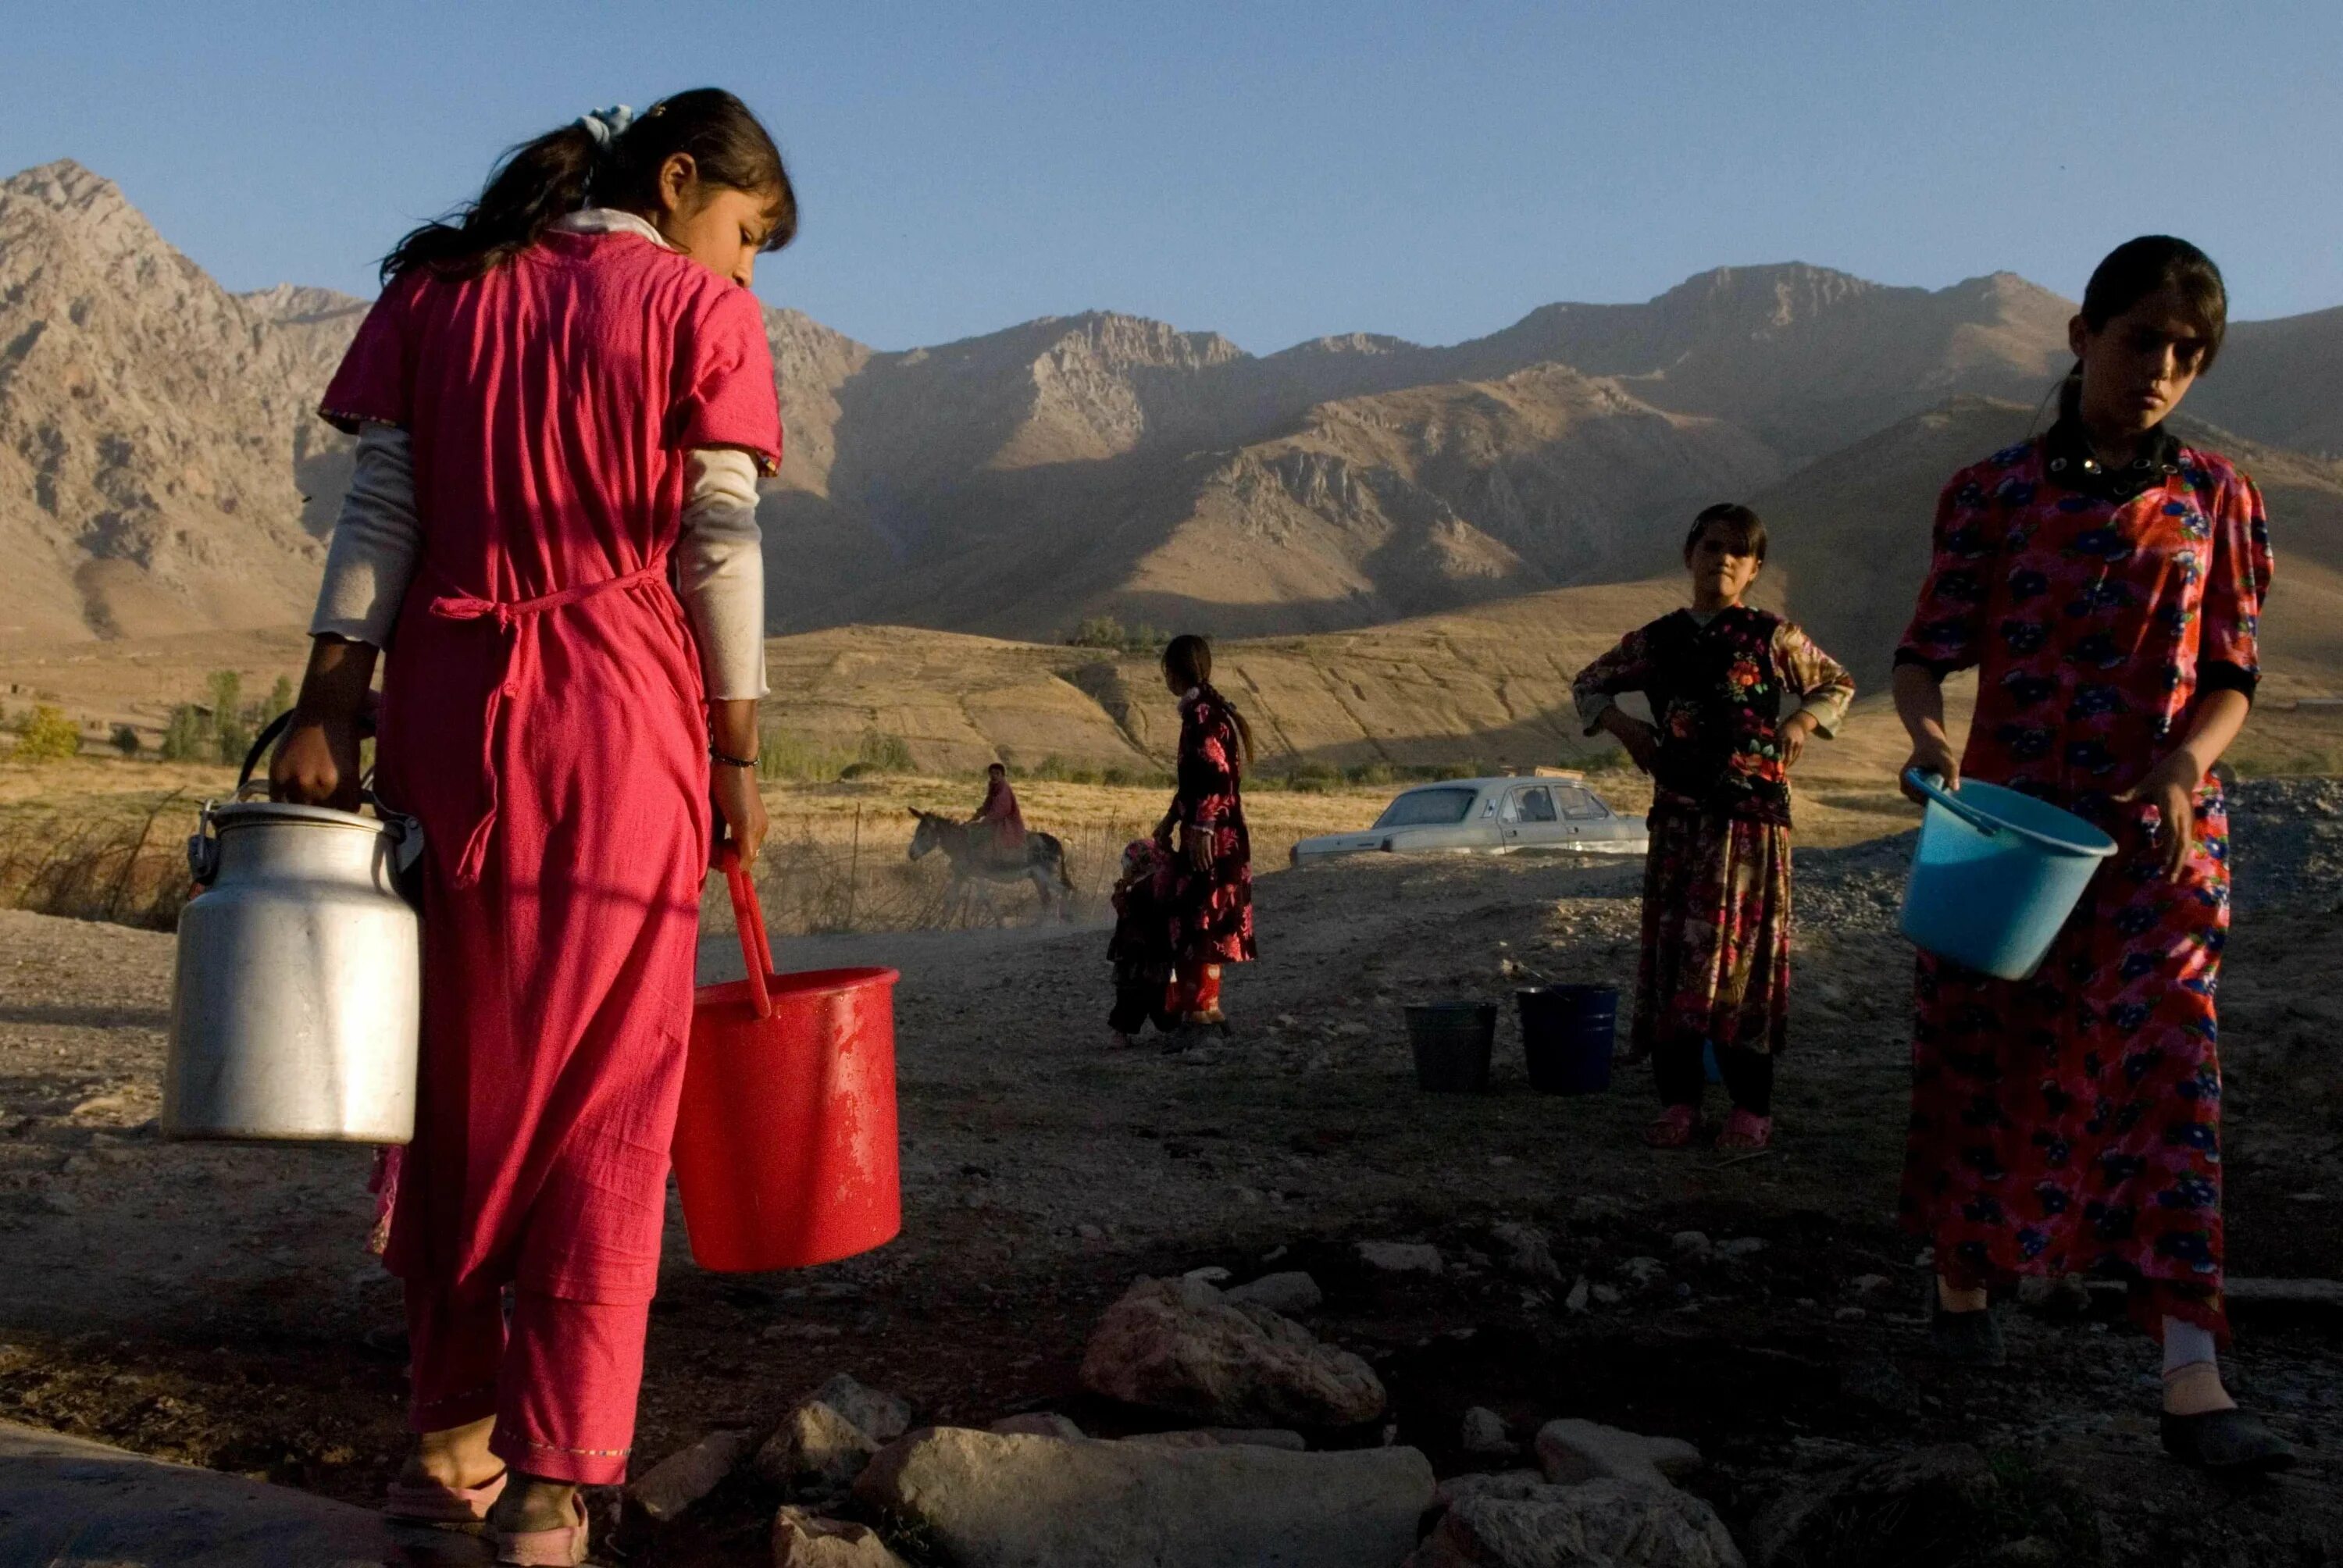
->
[[1154, 634, 1256, 1035], [271, 90, 792, 1559], [1894, 237, 2291, 1470], [1572, 504, 1854, 1151]]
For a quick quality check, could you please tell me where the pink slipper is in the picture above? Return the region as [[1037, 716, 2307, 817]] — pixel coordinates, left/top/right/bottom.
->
[[497, 1491, 590, 1566], [1643, 1104, 1699, 1149], [1718, 1108, 1773, 1150], [383, 1466, 507, 1525]]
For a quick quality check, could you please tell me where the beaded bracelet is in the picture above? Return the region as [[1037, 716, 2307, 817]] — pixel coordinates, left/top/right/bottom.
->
[[709, 746, 760, 769]]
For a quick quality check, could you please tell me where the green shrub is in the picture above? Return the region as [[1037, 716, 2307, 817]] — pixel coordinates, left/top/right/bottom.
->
[[110, 724, 142, 757], [854, 729, 915, 774], [10, 704, 80, 761]]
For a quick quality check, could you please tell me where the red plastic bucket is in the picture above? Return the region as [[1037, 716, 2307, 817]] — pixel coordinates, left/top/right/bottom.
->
[[672, 852, 902, 1272]]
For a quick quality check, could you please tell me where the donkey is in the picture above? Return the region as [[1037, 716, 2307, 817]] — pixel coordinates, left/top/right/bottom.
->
[[907, 809, 1075, 923]]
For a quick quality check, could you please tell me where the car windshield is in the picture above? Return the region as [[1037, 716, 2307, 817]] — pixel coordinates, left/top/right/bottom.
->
[[1373, 786, 1480, 829]]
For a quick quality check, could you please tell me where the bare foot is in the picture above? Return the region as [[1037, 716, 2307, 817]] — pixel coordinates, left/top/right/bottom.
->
[[489, 1472, 582, 1535], [2163, 1361, 2239, 1417], [401, 1414, 501, 1491]]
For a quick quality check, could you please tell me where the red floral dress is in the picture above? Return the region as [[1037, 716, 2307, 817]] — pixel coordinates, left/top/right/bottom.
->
[[1166, 684, 1255, 968], [1574, 607, 1853, 1065], [1895, 422, 2272, 1340]]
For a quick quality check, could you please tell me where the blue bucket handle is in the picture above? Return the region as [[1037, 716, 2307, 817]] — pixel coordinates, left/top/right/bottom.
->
[[1903, 768, 2002, 839]]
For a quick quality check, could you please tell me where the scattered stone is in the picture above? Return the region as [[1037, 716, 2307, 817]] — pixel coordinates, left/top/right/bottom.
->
[[629, 1427, 751, 1522], [1716, 1237, 1768, 1260], [1534, 1418, 1702, 1490], [1563, 1277, 1590, 1314], [1460, 1406, 1513, 1456], [1433, 1469, 1549, 1509], [1079, 1277, 1387, 1427], [1356, 1241, 1445, 1275], [1570, 1195, 1628, 1225], [40, 1189, 82, 1215], [1670, 1231, 1714, 1259], [1223, 1270, 1323, 1316], [772, 1506, 910, 1567], [1834, 1306, 1867, 1322], [1849, 1273, 1892, 1295], [1122, 1427, 1307, 1452], [1749, 1443, 1997, 1568], [855, 1425, 1433, 1568], [1591, 1284, 1622, 1306], [1617, 1256, 1667, 1288], [1488, 1222, 1564, 1282], [989, 1412, 1084, 1440], [1408, 1478, 1746, 1568], [1076, 1223, 1104, 1239], [755, 1402, 878, 1499], [1184, 1266, 1233, 1286], [811, 1373, 912, 1443], [763, 1323, 845, 1343], [2015, 1274, 2092, 1318]]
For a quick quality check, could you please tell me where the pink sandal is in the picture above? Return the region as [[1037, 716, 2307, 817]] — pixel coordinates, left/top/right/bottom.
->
[[1718, 1108, 1773, 1151], [496, 1491, 590, 1566], [383, 1466, 507, 1526], [1643, 1104, 1699, 1149]]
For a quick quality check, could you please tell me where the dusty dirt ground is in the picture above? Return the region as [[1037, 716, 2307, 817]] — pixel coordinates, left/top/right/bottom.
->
[[2, 786, 2339, 1566]]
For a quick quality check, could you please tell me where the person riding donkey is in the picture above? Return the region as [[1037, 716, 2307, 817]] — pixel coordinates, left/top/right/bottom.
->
[[968, 761, 1026, 868]]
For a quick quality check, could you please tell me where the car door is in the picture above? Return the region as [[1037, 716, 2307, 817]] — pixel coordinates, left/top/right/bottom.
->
[[1555, 785, 1642, 850], [1499, 785, 1567, 851]]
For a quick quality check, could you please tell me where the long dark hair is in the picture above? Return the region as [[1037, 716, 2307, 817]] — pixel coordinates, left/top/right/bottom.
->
[[383, 87, 796, 283], [2052, 235, 2228, 425], [1164, 633, 1256, 767]]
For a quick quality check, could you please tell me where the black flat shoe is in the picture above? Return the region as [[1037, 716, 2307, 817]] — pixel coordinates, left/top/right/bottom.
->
[[1928, 1286, 2007, 1367], [2161, 1407, 2298, 1473]]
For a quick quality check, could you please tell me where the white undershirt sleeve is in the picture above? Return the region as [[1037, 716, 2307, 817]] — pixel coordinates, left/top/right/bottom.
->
[[309, 422, 420, 648], [676, 447, 770, 700], [308, 429, 768, 698]]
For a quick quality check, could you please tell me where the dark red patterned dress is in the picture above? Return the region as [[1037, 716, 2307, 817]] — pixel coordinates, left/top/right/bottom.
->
[[1574, 607, 1854, 1106], [1167, 683, 1256, 973], [1895, 421, 2272, 1342]]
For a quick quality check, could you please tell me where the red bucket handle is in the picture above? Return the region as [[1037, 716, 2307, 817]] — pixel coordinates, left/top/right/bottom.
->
[[722, 848, 776, 1020]]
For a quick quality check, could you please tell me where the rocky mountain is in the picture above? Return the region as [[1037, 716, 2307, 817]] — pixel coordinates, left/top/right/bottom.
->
[[0, 161, 338, 642], [3, 158, 2338, 660]]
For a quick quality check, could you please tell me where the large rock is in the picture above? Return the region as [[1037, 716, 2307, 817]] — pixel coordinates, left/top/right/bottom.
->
[[811, 1373, 912, 1443], [1357, 1241, 1446, 1275], [855, 1425, 1434, 1568], [1225, 1270, 1325, 1315], [629, 1427, 752, 1522], [1535, 1420, 1702, 1490], [772, 1505, 912, 1566], [1407, 1480, 1746, 1568], [991, 1412, 1086, 1440], [757, 1401, 879, 1499], [1119, 1427, 1307, 1452], [1489, 1224, 1564, 1283], [1079, 1277, 1387, 1427]]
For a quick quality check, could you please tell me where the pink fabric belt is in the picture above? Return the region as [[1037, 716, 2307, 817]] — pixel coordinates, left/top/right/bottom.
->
[[426, 559, 672, 888]]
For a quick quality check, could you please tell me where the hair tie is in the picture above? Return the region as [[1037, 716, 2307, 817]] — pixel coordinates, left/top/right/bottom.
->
[[576, 104, 636, 149]]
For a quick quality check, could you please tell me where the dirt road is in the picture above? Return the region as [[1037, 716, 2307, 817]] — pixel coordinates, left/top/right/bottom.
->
[[3, 786, 2339, 1565]]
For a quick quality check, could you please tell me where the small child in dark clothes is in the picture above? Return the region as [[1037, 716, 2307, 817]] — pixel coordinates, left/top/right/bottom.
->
[[1107, 839, 1176, 1044]]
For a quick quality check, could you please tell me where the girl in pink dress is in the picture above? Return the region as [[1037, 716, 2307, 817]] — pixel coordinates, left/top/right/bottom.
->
[[273, 90, 793, 1559]]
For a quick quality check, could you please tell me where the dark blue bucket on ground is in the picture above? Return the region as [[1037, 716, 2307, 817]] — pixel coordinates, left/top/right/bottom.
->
[[1516, 985, 1617, 1095], [1404, 1002, 1496, 1092]]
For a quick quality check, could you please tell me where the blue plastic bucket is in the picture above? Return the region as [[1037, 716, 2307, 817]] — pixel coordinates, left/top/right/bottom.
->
[[1516, 985, 1617, 1094], [1899, 771, 2116, 981]]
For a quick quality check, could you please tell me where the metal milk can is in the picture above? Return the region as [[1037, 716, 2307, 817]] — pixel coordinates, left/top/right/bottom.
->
[[163, 797, 424, 1142]]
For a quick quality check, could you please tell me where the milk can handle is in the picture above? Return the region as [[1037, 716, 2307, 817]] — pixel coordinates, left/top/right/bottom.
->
[[1903, 768, 2001, 838], [722, 848, 776, 1021]]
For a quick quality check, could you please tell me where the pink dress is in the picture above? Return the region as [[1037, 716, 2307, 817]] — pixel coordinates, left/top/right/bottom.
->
[[321, 226, 779, 1481]]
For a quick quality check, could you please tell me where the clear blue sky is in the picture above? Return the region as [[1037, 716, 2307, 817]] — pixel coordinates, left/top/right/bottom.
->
[[3, 2, 2336, 351]]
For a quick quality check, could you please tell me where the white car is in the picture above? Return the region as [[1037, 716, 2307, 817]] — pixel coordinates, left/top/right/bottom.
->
[[1289, 775, 1649, 865]]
